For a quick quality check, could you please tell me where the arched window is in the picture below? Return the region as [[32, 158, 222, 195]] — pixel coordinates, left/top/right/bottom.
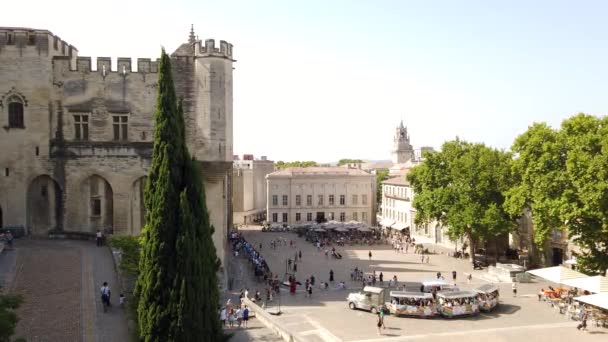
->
[[8, 96, 24, 128]]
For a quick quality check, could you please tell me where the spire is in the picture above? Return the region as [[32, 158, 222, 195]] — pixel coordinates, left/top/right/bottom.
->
[[189, 24, 196, 44], [399, 119, 404, 129]]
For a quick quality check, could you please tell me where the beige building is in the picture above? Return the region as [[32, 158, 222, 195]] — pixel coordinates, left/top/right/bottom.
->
[[0, 26, 234, 270], [232, 155, 274, 225], [266, 167, 376, 225], [379, 176, 458, 249]]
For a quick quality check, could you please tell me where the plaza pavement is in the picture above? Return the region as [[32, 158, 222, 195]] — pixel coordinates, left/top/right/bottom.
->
[[0, 238, 129, 342], [239, 226, 607, 342]]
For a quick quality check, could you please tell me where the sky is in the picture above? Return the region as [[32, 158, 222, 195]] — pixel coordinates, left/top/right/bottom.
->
[[6, 0, 608, 162]]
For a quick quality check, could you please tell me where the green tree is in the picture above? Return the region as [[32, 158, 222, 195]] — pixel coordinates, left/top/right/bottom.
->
[[136, 50, 224, 341], [507, 114, 608, 273], [407, 139, 515, 264], [560, 114, 608, 274], [0, 290, 23, 342], [376, 169, 389, 204], [337, 158, 363, 166], [274, 160, 318, 169]]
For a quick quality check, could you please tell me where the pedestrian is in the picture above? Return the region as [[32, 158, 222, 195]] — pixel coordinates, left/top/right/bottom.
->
[[307, 284, 313, 298], [380, 307, 386, 330], [577, 312, 588, 331], [119, 293, 125, 307], [242, 305, 249, 328], [376, 312, 383, 336], [426, 255, 430, 263], [293, 261, 298, 272], [369, 251, 372, 261], [259, 243, 262, 250], [379, 272, 383, 283], [452, 270, 457, 281], [299, 250, 302, 259], [538, 288, 544, 301], [436, 272, 441, 279], [236, 307, 243, 327], [220, 307, 227, 327], [96, 229, 103, 247], [421, 254, 424, 263], [229, 309, 236, 328], [287, 258, 292, 271], [100, 282, 111, 309], [5, 231, 13, 249], [310, 275, 315, 286], [467, 273, 473, 284], [393, 275, 398, 286], [420, 284, 425, 292], [329, 269, 334, 282], [512, 282, 517, 297], [405, 244, 409, 253]]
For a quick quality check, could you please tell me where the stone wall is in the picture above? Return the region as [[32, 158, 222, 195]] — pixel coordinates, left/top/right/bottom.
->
[[0, 27, 234, 272]]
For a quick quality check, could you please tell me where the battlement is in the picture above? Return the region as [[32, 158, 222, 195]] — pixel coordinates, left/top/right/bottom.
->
[[55, 56, 160, 74], [0, 27, 77, 57], [196, 39, 234, 60]]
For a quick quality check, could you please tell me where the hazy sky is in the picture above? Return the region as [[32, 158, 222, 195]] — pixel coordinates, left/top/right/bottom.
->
[[6, 1, 608, 162]]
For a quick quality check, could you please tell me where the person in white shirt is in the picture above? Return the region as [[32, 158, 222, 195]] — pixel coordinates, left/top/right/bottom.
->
[[512, 282, 518, 297], [236, 308, 243, 327], [220, 307, 227, 327], [100, 282, 111, 308], [96, 230, 103, 247]]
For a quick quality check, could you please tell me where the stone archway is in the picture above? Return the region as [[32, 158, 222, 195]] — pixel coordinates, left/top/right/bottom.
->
[[81, 175, 113, 234], [27, 175, 62, 235], [130, 176, 147, 235]]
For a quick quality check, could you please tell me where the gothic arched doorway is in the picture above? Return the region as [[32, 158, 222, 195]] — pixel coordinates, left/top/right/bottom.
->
[[26, 175, 62, 235], [81, 175, 113, 234], [130, 176, 147, 235]]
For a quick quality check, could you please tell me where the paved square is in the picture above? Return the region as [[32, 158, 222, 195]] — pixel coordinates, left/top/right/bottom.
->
[[239, 227, 607, 341]]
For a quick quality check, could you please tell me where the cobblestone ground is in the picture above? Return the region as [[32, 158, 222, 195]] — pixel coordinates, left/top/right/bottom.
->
[[3, 239, 128, 342], [238, 226, 608, 342], [12, 240, 82, 342]]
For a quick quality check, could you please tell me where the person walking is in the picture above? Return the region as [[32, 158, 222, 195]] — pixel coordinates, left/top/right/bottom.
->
[[538, 288, 544, 301], [299, 250, 302, 260], [379, 272, 384, 283], [369, 251, 372, 261], [96, 230, 103, 247], [329, 269, 334, 282], [421, 254, 425, 263], [293, 261, 298, 272], [307, 284, 313, 298], [100, 282, 111, 312], [220, 307, 227, 327], [452, 270, 457, 282], [468, 273, 473, 284], [376, 312, 383, 336], [512, 282, 518, 297], [242, 306, 250, 328]]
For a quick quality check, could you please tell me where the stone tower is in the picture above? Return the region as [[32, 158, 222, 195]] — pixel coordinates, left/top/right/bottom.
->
[[391, 120, 415, 163]]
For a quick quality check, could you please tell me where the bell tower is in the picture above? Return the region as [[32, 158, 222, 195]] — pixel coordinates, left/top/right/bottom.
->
[[391, 120, 414, 163]]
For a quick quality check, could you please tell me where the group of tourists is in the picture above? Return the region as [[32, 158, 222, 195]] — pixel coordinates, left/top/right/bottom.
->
[[220, 302, 250, 329]]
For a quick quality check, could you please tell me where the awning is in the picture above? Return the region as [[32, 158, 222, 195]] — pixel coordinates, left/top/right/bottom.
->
[[526, 266, 588, 284], [562, 276, 608, 293], [357, 226, 372, 232], [392, 223, 408, 231], [574, 293, 608, 310], [379, 218, 395, 227]]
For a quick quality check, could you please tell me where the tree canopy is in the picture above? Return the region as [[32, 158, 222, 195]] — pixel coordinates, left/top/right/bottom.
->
[[376, 169, 389, 204], [506, 114, 608, 274], [407, 139, 515, 262], [275, 160, 318, 168], [337, 158, 364, 166]]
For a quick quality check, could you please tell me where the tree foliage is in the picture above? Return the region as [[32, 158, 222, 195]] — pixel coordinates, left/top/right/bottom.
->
[[376, 169, 389, 204], [135, 49, 224, 341], [407, 139, 515, 262], [506, 114, 608, 274], [275, 160, 318, 169], [0, 290, 23, 342], [337, 158, 363, 166]]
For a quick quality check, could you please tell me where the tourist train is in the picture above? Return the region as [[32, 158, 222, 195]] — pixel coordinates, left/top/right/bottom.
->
[[347, 286, 499, 318]]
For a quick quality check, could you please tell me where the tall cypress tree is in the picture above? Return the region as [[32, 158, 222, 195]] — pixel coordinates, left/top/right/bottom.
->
[[136, 50, 223, 341]]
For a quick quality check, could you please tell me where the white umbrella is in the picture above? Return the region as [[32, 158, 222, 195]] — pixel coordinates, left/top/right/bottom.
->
[[573, 293, 608, 310], [562, 276, 608, 293], [526, 266, 587, 284]]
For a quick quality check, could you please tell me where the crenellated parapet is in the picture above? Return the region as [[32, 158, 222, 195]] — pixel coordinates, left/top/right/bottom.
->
[[196, 39, 234, 60], [0, 27, 77, 57], [54, 56, 160, 74]]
